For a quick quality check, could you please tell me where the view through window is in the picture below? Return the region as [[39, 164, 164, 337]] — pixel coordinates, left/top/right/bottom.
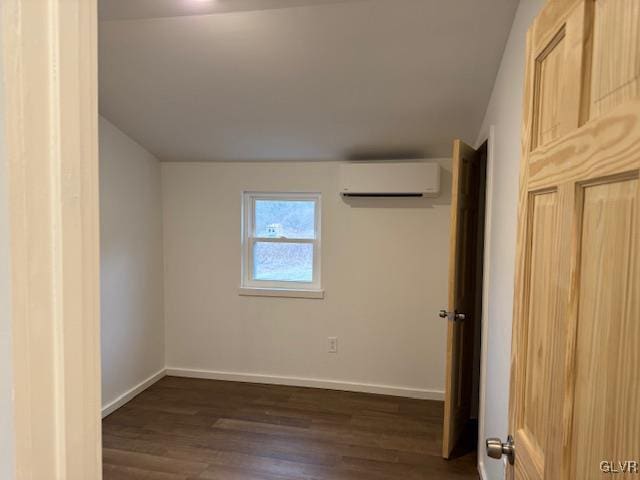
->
[[242, 193, 321, 291]]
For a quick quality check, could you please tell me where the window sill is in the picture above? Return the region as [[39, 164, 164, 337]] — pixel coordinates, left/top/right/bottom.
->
[[238, 287, 325, 299]]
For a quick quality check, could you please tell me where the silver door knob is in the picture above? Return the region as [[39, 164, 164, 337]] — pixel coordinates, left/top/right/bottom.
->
[[439, 310, 466, 322], [486, 435, 514, 464]]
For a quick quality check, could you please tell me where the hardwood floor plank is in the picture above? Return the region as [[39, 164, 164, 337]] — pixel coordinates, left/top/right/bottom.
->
[[194, 464, 301, 480], [103, 448, 209, 476], [103, 464, 189, 480]]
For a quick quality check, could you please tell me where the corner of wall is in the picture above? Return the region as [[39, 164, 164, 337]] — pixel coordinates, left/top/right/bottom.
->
[[99, 116, 167, 410]]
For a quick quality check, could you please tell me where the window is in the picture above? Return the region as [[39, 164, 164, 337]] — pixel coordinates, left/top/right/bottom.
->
[[240, 192, 322, 298]]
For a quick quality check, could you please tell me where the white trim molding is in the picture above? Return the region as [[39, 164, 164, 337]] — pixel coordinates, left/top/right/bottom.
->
[[102, 369, 167, 418], [2, 0, 101, 477], [100, 367, 442, 418], [477, 126, 496, 480], [238, 287, 325, 299], [166, 367, 444, 401]]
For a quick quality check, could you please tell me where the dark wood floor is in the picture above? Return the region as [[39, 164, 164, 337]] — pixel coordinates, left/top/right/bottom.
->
[[102, 376, 478, 479]]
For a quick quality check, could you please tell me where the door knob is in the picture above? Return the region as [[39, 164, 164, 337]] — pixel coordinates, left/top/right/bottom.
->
[[439, 310, 466, 322], [486, 435, 514, 464]]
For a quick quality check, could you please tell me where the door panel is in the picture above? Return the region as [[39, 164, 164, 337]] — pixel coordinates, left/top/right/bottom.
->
[[512, 187, 570, 480], [590, 0, 640, 118], [507, 0, 640, 478], [570, 177, 639, 479], [533, 32, 566, 148], [530, 0, 591, 152], [522, 192, 559, 454]]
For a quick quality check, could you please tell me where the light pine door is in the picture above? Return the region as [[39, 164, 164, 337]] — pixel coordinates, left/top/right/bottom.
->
[[442, 140, 486, 458], [507, 0, 640, 479]]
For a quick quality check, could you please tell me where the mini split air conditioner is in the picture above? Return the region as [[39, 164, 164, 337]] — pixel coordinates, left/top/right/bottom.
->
[[339, 161, 441, 197]]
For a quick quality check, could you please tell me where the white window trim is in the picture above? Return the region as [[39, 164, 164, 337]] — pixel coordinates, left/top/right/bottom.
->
[[241, 192, 323, 298]]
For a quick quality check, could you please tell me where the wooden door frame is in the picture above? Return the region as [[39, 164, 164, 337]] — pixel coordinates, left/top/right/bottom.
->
[[1, 1, 102, 478]]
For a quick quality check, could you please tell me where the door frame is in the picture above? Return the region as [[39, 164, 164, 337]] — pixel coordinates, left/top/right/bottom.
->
[[1, 1, 102, 478], [476, 126, 497, 478]]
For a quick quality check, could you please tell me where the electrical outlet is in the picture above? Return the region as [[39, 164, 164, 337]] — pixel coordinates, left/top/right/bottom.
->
[[327, 337, 338, 353]]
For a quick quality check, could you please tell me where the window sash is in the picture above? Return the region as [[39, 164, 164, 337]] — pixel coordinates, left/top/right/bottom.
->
[[242, 192, 321, 290], [249, 195, 318, 240], [249, 237, 315, 244]]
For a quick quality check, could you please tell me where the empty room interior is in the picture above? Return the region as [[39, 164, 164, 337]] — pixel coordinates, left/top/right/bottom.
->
[[97, 1, 521, 478], [4, 0, 639, 479]]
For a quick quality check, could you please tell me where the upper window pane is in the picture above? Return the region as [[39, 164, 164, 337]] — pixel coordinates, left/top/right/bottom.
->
[[254, 200, 316, 239]]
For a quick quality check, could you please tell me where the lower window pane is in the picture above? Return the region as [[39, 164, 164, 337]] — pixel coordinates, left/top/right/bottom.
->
[[253, 242, 313, 283]]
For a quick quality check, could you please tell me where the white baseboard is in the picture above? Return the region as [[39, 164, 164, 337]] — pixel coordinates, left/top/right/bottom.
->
[[101, 368, 167, 418], [100, 367, 443, 418], [165, 367, 444, 401]]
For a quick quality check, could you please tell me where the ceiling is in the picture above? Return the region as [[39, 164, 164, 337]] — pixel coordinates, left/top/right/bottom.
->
[[99, 0, 518, 161]]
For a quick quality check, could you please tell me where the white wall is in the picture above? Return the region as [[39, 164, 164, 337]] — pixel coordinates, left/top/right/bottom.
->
[[100, 116, 165, 412], [0, 20, 15, 480], [162, 160, 451, 398], [475, 0, 544, 478]]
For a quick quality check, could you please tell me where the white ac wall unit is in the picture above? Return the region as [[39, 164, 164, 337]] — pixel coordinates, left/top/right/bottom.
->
[[339, 161, 440, 197]]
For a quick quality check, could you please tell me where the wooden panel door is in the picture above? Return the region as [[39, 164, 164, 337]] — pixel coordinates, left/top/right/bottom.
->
[[507, 0, 640, 478], [442, 140, 486, 458]]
